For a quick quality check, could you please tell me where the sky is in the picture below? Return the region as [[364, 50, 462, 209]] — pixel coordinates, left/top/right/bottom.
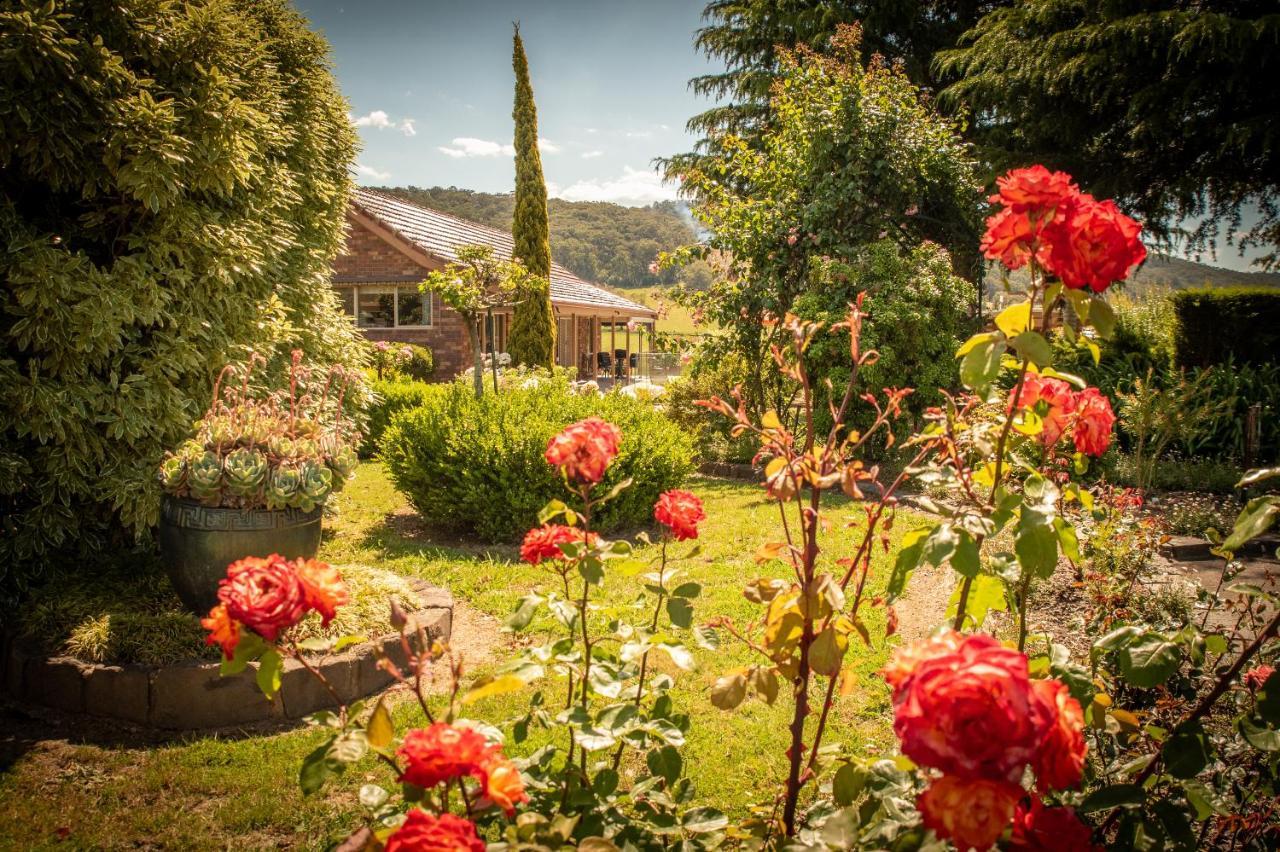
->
[[295, 0, 718, 206]]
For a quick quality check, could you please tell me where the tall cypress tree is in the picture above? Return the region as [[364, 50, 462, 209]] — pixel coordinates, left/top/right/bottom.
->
[[507, 23, 555, 369]]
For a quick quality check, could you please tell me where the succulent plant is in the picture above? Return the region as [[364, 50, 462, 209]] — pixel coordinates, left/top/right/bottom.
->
[[294, 460, 333, 512], [327, 446, 358, 485], [265, 464, 302, 511], [269, 434, 298, 459], [187, 451, 225, 505], [224, 447, 268, 499], [158, 454, 187, 491]]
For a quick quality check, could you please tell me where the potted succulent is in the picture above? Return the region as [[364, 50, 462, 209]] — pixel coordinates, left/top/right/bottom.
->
[[157, 350, 360, 612]]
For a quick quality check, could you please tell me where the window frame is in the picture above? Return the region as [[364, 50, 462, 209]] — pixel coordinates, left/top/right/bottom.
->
[[340, 283, 433, 329]]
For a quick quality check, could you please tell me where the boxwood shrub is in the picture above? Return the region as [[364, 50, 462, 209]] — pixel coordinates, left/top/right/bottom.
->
[[362, 379, 437, 457], [1172, 287, 1280, 368], [381, 381, 696, 541]]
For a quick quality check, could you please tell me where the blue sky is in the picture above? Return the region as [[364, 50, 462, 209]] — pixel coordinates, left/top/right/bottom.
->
[[295, 0, 717, 206]]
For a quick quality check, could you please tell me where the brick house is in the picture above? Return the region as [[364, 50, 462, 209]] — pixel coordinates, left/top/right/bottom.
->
[[331, 188, 657, 378]]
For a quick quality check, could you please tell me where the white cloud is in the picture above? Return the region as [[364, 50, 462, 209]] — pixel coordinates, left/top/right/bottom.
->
[[581, 150, 604, 159], [355, 162, 390, 180], [584, 127, 599, 134], [554, 166, 677, 206], [623, 130, 652, 139], [352, 110, 416, 136], [437, 137, 559, 158]]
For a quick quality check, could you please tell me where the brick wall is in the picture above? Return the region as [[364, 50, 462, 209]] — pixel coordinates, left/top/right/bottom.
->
[[332, 213, 473, 378]]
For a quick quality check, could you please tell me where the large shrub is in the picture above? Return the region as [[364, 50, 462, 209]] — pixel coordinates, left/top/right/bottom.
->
[[382, 381, 695, 541], [362, 379, 436, 457], [0, 0, 362, 584], [1172, 287, 1280, 368]]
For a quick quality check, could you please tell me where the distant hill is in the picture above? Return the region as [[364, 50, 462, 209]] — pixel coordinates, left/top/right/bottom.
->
[[376, 186, 710, 291], [985, 253, 1280, 301]]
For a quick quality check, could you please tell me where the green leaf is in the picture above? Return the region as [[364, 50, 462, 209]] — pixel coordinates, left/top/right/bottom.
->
[[1078, 783, 1145, 813], [1015, 513, 1058, 579], [647, 745, 683, 786], [220, 631, 266, 676], [950, 531, 980, 578], [1239, 715, 1280, 751], [592, 768, 620, 797], [255, 648, 283, 699], [886, 527, 929, 601], [672, 581, 701, 598], [666, 597, 694, 629], [1119, 633, 1182, 687], [358, 783, 389, 809], [1258, 670, 1280, 724], [577, 556, 605, 585], [333, 635, 367, 653], [1222, 496, 1279, 553], [995, 302, 1031, 337], [1054, 517, 1082, 565], [693, 625, 720, 650], [299, 739, 335, 796], [1011, 331, 1053, 367], [366, 697, 394, 748], [1163, 723, 1211, 779], [538, 499, 575, 525], [506, 593, 543, 631], [1182, 780, 1230, 820], [1237, 467, 1280, 488], [658, 642, 693, 670], [832, 762, 866, 807], [1090, 297, 1116, 338], [681, 807, 728, 834], [959, 336, 1006, 392], [947, 572, 1007, 629], [922, 523, 959, 568]]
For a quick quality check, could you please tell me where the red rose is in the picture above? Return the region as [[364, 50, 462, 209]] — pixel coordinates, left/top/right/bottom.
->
[[1030, 679, 1087, 792], [1070, 388, 1115, 458], [918, 775, 1021, 851], [980, 207, 1044, 271], [1011, 798, 1101, 851], [520, 524, 596, 565], [990, 165, 1080, 217], [383, 809, 485, 852], [217, 555, 308, 642], [1009, 374, 1077, 448], [544, 417, 621, 484], [893, 633, 1052, 783], [201, 602, 241, 660], [1245, 664, 1275, 692], [654, 489, 706, 540], [397, 723, 496, 789], [293, 558, 348, 626], [1045, 195, 1146, 293]]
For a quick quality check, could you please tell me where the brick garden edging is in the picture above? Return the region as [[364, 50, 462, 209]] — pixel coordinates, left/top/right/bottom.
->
[[0, 580, 452, 731]]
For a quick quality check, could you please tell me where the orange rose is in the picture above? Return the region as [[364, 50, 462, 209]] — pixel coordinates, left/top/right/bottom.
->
[[989, 165, 1080, 217], [1030, 679, 1087, 792], [919, 775, 1021, 851], [519, 524, 596, 565], [383, 809, 485, 852], [881, 630, 964, 697], [654, 489, 706, 541], [479, 755, 528, 815], [201, 602, 241, 660], [397, 723, 496, 789], [217, 555, 308, 642], [1009, 374, 1077, 449], [293, 558, 348, 626], [544, 417, 621, 484], [892, 633, 1052, 783], [980, 207, 1044, 271]]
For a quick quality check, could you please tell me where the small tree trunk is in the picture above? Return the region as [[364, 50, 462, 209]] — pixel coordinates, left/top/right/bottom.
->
[[467, 320, 484, 398]]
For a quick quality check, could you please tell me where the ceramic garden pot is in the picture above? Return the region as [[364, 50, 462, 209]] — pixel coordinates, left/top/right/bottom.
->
[[158, 495, 322, 613]]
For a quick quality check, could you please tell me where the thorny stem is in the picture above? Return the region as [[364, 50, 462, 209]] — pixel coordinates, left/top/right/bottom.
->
[[612, 537, 670, 771], [1100, 606, 1280, 836], [289, 640, 348, 724]]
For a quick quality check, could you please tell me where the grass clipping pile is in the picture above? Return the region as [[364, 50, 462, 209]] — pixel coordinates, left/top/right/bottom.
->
[[17, 563, 420, 667]]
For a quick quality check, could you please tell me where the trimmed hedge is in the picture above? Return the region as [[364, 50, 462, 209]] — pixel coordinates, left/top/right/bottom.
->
[[382, 381, 695, 542], [1172, 288, 1280, 369], [362, 379, 436, 457]]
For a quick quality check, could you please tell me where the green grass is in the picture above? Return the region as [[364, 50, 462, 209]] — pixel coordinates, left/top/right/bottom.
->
[[613, 285, 710, 339], [0, 464, 921, 848]]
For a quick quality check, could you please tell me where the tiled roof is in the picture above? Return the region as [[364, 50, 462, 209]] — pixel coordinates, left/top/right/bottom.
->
[[351, 188, 655, 317]]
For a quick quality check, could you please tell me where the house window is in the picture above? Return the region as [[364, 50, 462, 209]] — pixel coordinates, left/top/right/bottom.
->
[[339, 284, 432, 328]]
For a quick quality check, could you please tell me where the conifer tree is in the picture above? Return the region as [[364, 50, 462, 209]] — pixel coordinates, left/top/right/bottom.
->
[[507, 23, 555, 368]]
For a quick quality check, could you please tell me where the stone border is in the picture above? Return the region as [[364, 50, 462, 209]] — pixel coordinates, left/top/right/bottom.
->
[[0, 581, 452, 731]]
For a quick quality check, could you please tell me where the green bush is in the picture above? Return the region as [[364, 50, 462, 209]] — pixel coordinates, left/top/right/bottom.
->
[[0, 0, 363, 586], [362, 379, 436, 457], [399, 344, 435, 382], [663, 353, 757, 464], [1171, 287, 1280, 369], [382, 380, 696, 541]]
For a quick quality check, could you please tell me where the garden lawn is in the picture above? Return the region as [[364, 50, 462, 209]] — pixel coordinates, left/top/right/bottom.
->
[[0, 464, 925, 849]]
